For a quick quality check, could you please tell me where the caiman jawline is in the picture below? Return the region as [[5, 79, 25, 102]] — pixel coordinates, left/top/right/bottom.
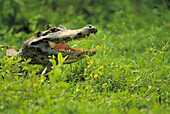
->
[[48, 33, 97, 53]]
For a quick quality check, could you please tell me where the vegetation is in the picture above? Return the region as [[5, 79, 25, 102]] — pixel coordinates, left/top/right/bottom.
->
[[0, 0, 169, 113]]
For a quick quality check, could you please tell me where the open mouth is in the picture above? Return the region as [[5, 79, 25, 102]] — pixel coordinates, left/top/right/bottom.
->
[[48, 32, 98, 53]]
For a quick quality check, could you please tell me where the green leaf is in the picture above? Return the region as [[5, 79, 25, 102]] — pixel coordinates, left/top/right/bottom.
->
[[58, 53, 63, 65], [58, 53, 68, 65]]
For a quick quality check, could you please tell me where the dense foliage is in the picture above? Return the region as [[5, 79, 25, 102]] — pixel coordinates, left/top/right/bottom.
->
[[0, 0, 169, 113]]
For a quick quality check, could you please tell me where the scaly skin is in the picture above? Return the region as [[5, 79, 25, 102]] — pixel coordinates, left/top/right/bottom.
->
[[0, 25, 98, 68]]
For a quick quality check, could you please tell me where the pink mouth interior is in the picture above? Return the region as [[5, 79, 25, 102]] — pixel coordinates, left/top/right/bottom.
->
[[49, 41, 97, 53]]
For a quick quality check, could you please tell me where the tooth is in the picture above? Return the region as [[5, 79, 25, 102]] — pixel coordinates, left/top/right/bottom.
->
[[95, 46, 98, 50], [80, 48, 84, 51], [94, 32, 96, 35], [86, 36, 88, 40]]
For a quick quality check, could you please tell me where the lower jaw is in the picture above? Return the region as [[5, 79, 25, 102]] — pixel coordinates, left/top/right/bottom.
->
[[48, 41, 97, 53]]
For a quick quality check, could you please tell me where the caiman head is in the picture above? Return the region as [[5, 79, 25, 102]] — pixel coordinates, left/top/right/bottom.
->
[[20, 25, 97, 66]]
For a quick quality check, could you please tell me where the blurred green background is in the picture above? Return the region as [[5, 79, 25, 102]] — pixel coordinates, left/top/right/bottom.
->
[[0, 0, 170, 49], [0, 0, 170, 113]]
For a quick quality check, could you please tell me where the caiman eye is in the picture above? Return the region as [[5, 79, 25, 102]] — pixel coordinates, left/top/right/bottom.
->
[[78, 33, 83, 36], [50, 28, 57, 32]]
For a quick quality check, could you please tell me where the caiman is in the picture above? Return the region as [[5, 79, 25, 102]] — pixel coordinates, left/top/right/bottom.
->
[[0, 25, 97, 70]]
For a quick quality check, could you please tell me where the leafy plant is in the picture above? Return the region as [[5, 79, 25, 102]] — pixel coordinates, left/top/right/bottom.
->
[[0, 0, 170, 113]]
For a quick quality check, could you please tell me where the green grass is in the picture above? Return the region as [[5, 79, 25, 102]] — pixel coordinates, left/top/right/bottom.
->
[[0, 0, 170, 113]]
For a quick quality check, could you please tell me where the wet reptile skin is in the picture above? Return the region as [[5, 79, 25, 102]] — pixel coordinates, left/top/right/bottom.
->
[[0, 25, 97, 67]]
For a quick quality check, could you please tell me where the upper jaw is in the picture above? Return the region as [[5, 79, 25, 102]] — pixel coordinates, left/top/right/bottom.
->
[[47, 25, 98, 54], [29, 25, 97, 45], [47, 24, 97, 43], [27, 24, 98, 59]]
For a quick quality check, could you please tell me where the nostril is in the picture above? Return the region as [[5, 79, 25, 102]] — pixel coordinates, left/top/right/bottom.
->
[[50, 28, 56, 32], [86, 24, 93, 28]]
